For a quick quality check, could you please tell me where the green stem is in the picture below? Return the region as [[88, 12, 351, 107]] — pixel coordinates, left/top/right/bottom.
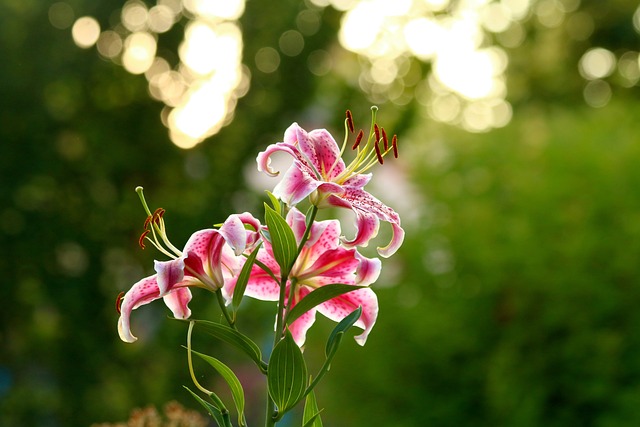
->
[[265, 204, 320, 427], [265, 395, 277, 427], [297, 205, 318, 258], [216, 291, 237, 329], [187, 321, 211, 395]]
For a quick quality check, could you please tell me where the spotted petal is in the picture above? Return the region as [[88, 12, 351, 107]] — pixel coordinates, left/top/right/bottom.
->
[[273, 160, 324, 206], [118, 275, 160, 343], [317, 286, 379, 346], [327, 187, 404, 257], [182, 229, 226, 288], [286, 124, 346, 182], [288, 286, 315, 347], [257, 123, 345, 207], [232, 249, 281, 301], [297, 248, 360, 287]]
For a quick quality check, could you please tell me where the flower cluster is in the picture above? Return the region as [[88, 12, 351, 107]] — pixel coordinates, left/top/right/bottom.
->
[[115, 107, 404, 426]]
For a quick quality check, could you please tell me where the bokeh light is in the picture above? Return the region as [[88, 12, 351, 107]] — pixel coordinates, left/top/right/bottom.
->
[[579, 47, 616, 80], [68, 0, 247, 148], [64, 0, 628, 141], [255, 47, 281, 73], [48, 2, 74, 30], [583, 79, 611, 108], [71, 16, 100, 49], [617, 51, 640, 87], [122, 32, 157, 75], [318, 0, 531, 132]]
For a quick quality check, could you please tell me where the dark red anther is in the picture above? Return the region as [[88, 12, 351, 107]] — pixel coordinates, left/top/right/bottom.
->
[[352, 129, 364, 150], [374, 123, 380, 144], [152, 207, 165, 225], [115, 291, 125, 314], [346, 110, 355, 133], [143, 215, 153, 230], [381, 127, 388, 151], [374, 140, 384, 165], [138, 230, 150, 249], [392, 135, 398, 158]]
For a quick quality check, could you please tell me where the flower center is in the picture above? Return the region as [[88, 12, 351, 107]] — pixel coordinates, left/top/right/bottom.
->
[[331, 106, 399, 185]]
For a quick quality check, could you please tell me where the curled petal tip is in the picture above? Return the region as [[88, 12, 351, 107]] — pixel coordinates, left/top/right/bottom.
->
[[376, 223, 405, 258], [117, 317, 138, 343]]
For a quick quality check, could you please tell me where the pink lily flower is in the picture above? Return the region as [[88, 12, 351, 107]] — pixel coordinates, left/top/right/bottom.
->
[[117, 212, 260, 343], [226, 208, 381, 347], [256, 111, 404, 257]]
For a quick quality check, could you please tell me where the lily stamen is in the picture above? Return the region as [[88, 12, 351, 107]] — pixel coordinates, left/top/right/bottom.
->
[[392, 134, 398, 158], [138, 230, 150, 249], [352, 129, 364, 150], [346, 110, 355, 133], [382, 128, 388, 151], [115, 291, 125, 314], [374, 123, 380, 146], [135, 186, 183, 259], [374, 140, 384, 165]]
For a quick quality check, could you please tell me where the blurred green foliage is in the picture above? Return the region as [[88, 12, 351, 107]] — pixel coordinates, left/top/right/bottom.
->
[[1, 0, 640, 426], [319, 100, 640, 427]]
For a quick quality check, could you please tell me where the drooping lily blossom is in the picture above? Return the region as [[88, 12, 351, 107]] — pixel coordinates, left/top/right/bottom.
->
[[256, 108, 404, 257], [226, 207, 381, 347], [117, 210, 260, 343]]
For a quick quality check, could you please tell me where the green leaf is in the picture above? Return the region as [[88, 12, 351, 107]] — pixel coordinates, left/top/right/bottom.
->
[[264, 203, 298, 278], [285, 284, 366, 326], [183, 386, 226, 427], [326, 306, 362, 358], [232, 242, 262, 310], [265, 190, 281, 213], [268, 330, 308, 416], [178, 318, 267, 373], [190, 350, 247, 426], [302, 388, 323, 427]]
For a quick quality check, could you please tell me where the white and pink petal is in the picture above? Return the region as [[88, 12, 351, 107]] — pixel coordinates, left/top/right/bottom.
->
[[256, 141, 300, 176], [287, 286, 315, 347], [273, 161, 322, 206], [117, 275, 162, 343], [154, 258, 185, 296], [316, 286, 379, 346], [219, 214, 247, 256], [162, 287, 193, 319], [354, 252, 382, 286], [297, 248, 359, 284]]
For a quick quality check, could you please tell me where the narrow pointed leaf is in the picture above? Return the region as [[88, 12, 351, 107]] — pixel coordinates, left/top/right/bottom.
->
[[285, 284, 366, 326], [183, 386, 226, 427], [264, 204, 298, 278], [190, 350, 246, 426], [326, 306, 362, 358], [268, 330, 308, 416], [176, 318, 267, 373], [266, 190, 281, 213], [232, 243, 262, 310], [302, 388, 323, 427]]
